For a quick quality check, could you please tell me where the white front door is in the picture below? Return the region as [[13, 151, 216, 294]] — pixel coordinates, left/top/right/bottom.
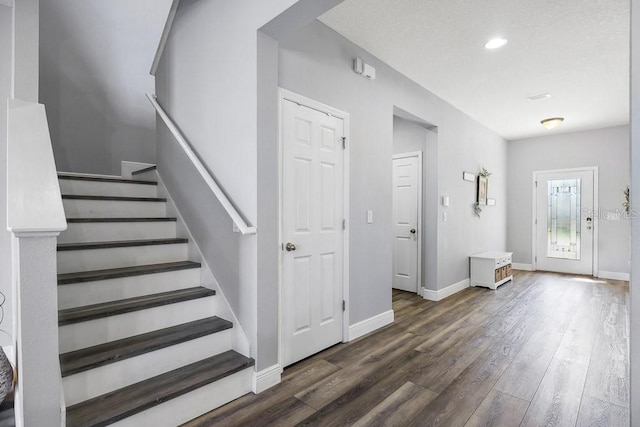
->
[[535, 169, 595, 275], [281, 98, 345, 367], [392, 153, 421, 292]]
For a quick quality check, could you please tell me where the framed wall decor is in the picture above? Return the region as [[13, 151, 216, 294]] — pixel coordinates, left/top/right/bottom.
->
[[477, 176, 488, 205]]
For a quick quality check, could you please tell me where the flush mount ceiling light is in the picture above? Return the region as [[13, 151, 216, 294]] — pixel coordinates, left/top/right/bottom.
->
[[484, 38, 508, 49], [540, 117, 564, 129], [527, 93, 552, 101]]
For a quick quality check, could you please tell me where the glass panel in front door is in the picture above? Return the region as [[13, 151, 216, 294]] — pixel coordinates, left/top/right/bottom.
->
[[547, 179, 581, 260]]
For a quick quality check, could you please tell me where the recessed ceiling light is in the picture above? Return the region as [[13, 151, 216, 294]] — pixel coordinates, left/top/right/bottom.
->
[[541, 117, 564, 129], [527, 93, 552, 101], [484, 38, 508, 49]]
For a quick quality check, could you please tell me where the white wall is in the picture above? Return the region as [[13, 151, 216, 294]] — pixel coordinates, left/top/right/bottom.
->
[[0, 5, 13, 346], [39, 0, 170, 175], [392, 116, 439, 290], [279, 21, 508, 324], [629, 0, 639, 420], [507, 125, 630, 275]]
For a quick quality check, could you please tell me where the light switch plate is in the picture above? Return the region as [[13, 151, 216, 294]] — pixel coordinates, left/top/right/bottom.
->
[[367, 210, 373, 224]]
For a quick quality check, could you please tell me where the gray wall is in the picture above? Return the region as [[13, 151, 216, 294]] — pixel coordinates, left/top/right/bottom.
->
[[155, 0, 337, 371], [507, 125, 630, 274], [279, 20, 508, 324], [39, 0, 169, 175], [630, 0, 638, 421], [0, 5, 13, 346], [392, 116, 439, 290]]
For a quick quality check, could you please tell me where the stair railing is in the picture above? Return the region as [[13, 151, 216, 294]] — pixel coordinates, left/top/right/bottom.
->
[[7, 99, 67, 426], [146, 93, 257, 235]]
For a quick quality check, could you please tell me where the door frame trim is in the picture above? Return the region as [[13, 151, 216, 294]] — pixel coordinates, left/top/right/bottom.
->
[[277, 88, 350, 368], [392, 151, 423, 293], [531, 166, 599, 276]]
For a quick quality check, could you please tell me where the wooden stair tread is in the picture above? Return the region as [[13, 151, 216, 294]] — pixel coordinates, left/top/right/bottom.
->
[[58, 238, 188, 251], [58, 287, 214, 326], [131, 165, 157, 176], [60, 316, 232, 376], [66, 217, 177, 223], [58, 174, 157, 185], [58, 261, 201, 285], [62, 195, 166, 202], [65, 350, 254, 427]]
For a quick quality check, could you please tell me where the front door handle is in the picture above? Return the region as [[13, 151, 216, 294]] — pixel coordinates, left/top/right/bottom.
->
[[410, 229, 416, 234], [285, 242, 297, 252]]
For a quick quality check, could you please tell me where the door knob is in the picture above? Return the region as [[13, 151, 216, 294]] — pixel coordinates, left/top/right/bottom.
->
[[410, 229, 416, 234], [285, 242, 297, 252]]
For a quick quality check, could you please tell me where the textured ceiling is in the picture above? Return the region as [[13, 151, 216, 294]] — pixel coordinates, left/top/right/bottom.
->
[[319, 0, 630, 140]]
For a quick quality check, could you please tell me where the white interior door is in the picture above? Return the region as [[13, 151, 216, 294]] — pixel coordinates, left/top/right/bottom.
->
[[535, 169, 595, 275], [392, 153, 421, 292], [281, 98, 344, 367]]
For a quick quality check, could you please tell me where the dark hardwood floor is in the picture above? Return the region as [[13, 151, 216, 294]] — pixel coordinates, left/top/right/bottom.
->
[[183, 270, 629, 426]]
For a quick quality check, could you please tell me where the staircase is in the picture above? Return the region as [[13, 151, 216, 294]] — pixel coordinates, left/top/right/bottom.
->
[[56, 170, 254, 426]]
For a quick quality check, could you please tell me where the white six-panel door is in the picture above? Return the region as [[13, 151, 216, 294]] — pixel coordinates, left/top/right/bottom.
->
[[281, 98, 345, 367], [392, 153, 421, 292], [535, 169, 595, 275]]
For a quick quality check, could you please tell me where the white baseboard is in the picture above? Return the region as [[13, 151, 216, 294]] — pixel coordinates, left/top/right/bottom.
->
[[252, 364, 282, 394], [348, 310, 394, 341], [598, 271, 630, 281], [512, 263, 533, 271], [423, 278, 470, 302]]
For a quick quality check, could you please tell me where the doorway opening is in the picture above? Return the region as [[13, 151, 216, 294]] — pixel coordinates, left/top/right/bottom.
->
[[392, 111, 438, 297]]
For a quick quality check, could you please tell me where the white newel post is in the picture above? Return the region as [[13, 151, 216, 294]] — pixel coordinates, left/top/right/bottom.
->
[[11, 234, 62, 426], [8, 99, 67, 426]]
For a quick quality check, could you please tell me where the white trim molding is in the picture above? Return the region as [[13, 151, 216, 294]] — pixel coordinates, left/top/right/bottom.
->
[[347, 310, 394, 341], [597, 271, 630, 281], [252, 364, 282, 394], [512, 263, 533, 271], [423, 278, 470, 302]]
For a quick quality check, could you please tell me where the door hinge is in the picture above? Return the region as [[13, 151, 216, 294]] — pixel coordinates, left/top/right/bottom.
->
[[342, 300, 346, 311], [535, 218, 537, 225], [535, 256, 538, 262], [342, 219, 346, 230], [281, 243, 284, 251], [535, 181, 538, 187], [342, 137, 346, 150]]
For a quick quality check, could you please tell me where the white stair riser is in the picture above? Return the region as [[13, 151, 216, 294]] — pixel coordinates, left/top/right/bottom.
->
[[60, 222, 177, 243], [63, 330, 233, 406], [58, 268, 201, 310], [59, 180, 158, 198], [111, 368, 253, 427], [63, 199, 166, 218], [57, 244, 189, 274], [59, 296, 215, 353]]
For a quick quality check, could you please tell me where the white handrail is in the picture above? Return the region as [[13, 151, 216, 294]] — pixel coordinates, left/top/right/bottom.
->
[[7, 99, 67, 234], [150, 0, 180, 76], [146, 93, 257, 235]]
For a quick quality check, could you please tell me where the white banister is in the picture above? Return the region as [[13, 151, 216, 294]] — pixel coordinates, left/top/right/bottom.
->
[[7, 98, 66, 427], [150, 0, 180, 76], [146, 93, 257, 235]]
